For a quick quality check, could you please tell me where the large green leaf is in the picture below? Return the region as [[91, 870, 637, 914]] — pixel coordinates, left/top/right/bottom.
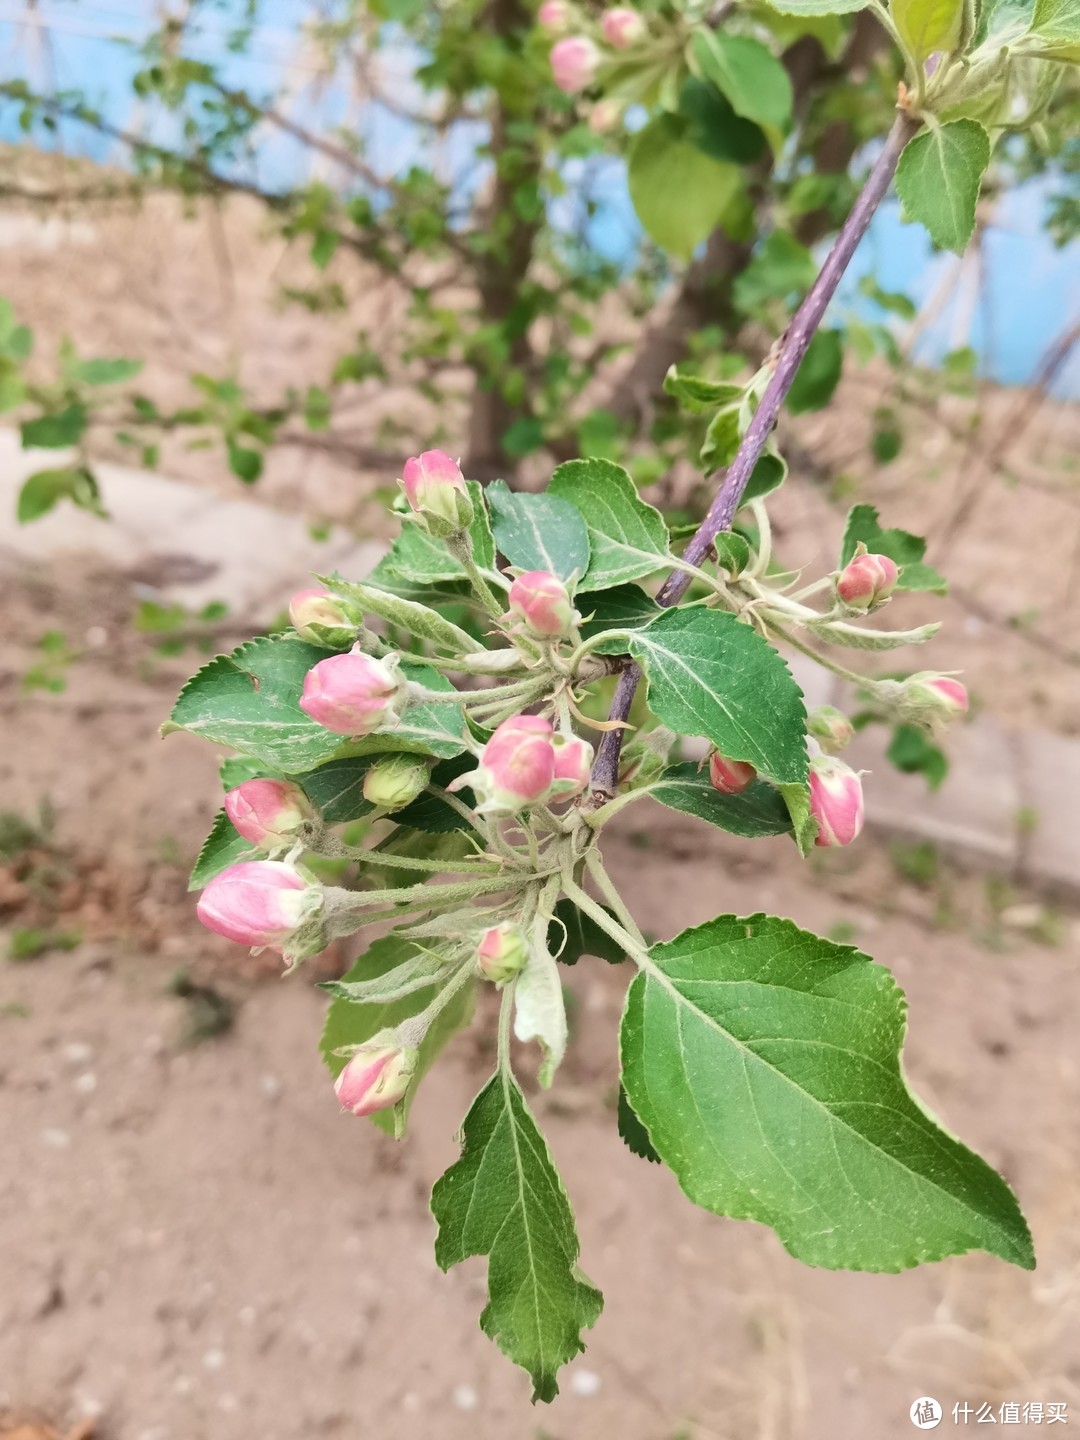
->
[[628, 609, 809, 786], [621, 915, 1035, 1272], [840, 503, 947, 593], [165, 639, 468, 772], [786, 330, 844, 414], [431, 1072, 603, 1401], [895, 120, 991, 254], [893, 0, 966, 59], [485, 479, 590, 583], [1029, 0, 1080, 54], [548, 899, 625, 966], [627, 113, 747, 260], [577, 583, 662, 654], [298, 755, 378, 821], [677, 77, 767, 166], [691, 31, 793, 131], [320, 932, 475, 1135], [650, 762, 794, 838], [550, 458, 670, 589], [188, 808, 259, 891]]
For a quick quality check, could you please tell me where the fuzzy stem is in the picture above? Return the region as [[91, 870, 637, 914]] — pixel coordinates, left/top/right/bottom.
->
[[588, 111, 919, 796]]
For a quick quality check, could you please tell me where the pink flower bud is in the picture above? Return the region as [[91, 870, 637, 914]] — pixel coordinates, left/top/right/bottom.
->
[[476, 922, 528, 984], [401, 449, 473, 536], [601, 6, 645, 47], [196, 860, 321, 950], [334, 1044, 415, 1117], [709, 752, 756, 795], [806, 705, 855, 754], [809, 756, 864, 848], [288, 588, 356, 647], [551, 734, 594, 797], [897, 673, 969, 730], [507, 569, 576, 638], [449, 713, 556, 814], [589, 98, 623, 134], [299, 650, 404, 736], [224, 778, 314, 850], [835, 551, 899, 610], [538, 0, 570, 31], [551, 35, 600, 91], [362, 754, 429, 811]]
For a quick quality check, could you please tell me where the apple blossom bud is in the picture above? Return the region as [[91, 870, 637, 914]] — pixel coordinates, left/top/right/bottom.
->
[[224, 778, 314, 850], [196, 860, 322, 950], [476, 922, 528, 984], [449, 713, 556, 814], [362, 754, 429, 811], [806, 705, 855, 754], [300, 650, 404, 736], [401, 449, 473, 537], [601, 6, 645, 47], [334, 1044, 416, 1117], [507, 569, 576, 638], [551, 734, 594, 797], [538, 0, 570, 31], [809, 756, 864, 848], [288, 588, 357, 648], [835, 551, 899, 610], [897, 673, 969, 729], [589, 98, 624, 134], [709, 752, 756, 795], [550, 35, 600, 92]]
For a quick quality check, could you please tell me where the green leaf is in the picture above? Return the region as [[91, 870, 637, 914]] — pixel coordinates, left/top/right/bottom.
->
[[298, 756, 377, 821], [550, 458, 670, 589], [165, 638, 468, 772], [431, 1073, 603, 1401], [677, 77, 767, 166], [759, 0, 868, 13], [786, 330, 844, 414], [324, 574, 482, 655], [887, 724, 949, 790], [1029, 0, 1080, 53], [16, 466, 104, 523], [321, 932, 475, 1135], [69, 357, 143, 387], [486, 480, 590, 583], [663, 364, 745, 415], [226, 438, 263, 484], [620, 914, 1034, 1272], [617, 1086, 660, 1163], [840, 504, 947, 593], [373, 484, 495, 589], [691, 31, 794, 132], [650, 762, 794, 838], [549, 899, 625, 966], [895, 120, 991, 255], [188, 808, 258, 891], [627, 114, 746, 260], [20, 404, 87, 449], [734, 231, 817, 313], [219, 755, 277, 789], [577, 584, 663, 654], [628, 609, 809, 787], [893, 0, 966, 59]]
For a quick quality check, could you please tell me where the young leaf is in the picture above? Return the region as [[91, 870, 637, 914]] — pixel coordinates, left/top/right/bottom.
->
[[786, 330, 844, 414], [377, 481, 495, 585], [691, 31, 794, 132], [628, 609, 809, 787], [893, 0, 966, 60], [188, 808, 259, 891], [663, 365, 745, 415], [760, 0, 868, 13], [550, 458, 670, 589], [627, 114, 747, 261], [650, 762, 794, 838], [320, 932, 475, 1135], [324, 574, 482, 655], [548, 899, 625, 965], [513, 931, 568, 1087], [1029, 0, 1080, 54], [431, 1073, 603, 1401], [839, 504, 947, 593], [486, 480, 590, 583], [895, 120, 991, 254], [577, 583, 662, 654], [621, 914, 1035, 1272], [734, 231, 816, 314], [617, 1086, 660, 1163], [20, 403, 87, 449], [16, 466, 103, 523]]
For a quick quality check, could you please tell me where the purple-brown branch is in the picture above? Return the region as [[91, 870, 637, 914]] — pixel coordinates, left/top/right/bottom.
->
[[589, 110, 919, 796]]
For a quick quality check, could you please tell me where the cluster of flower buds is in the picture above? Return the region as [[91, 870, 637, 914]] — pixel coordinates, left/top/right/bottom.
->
[[401, 449, 473, 537], [300, 648, 405, 737], [475, 922, 529, 984], [834, 548, 899, 612], [450, 714, 594, 815], [506, 569, 578, 640], [196, 859, 324, 951], [334, 1043, 416, 1118], [225, 777, 314, 852], [544, 5, 647, 131]]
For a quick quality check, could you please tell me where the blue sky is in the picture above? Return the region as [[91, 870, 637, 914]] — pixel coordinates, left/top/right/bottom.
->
[[2, 0, 1076, 395]]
